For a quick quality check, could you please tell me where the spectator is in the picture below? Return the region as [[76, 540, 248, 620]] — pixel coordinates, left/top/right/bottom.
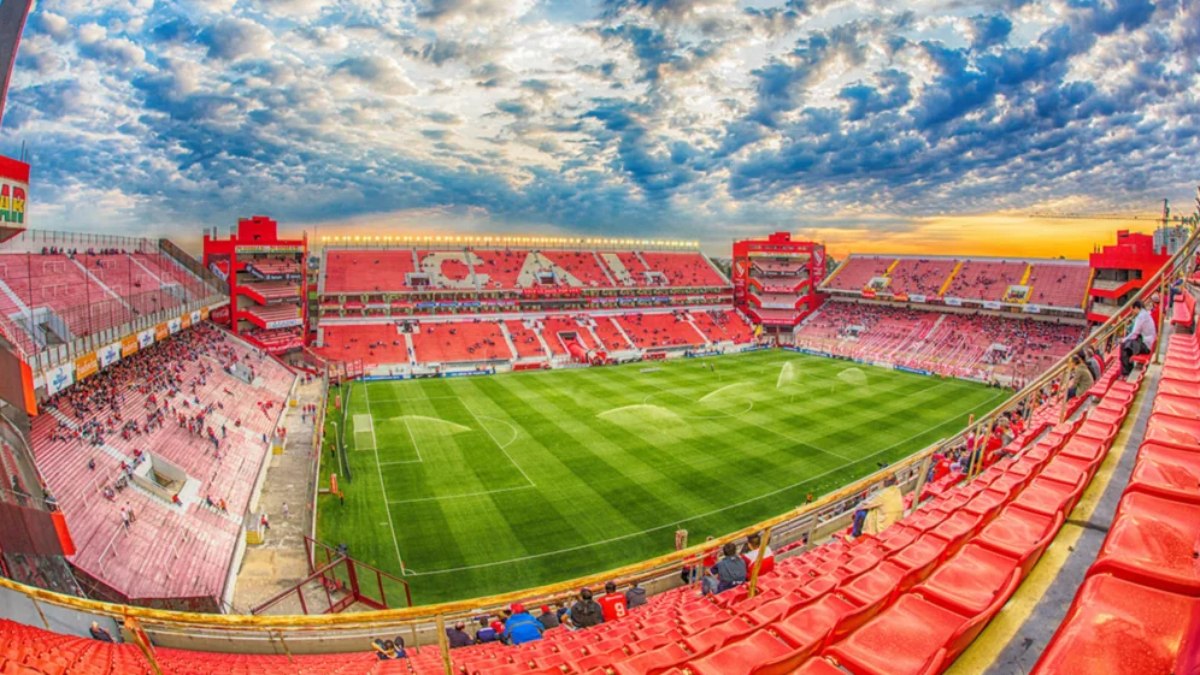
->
[[1067, 354, 1094, 400], [597, 581, 628, 622], [500, 603, 544, 645], [537, 605, 560, 631], [743, 532, 775, 576], [625, 581, 647, 609], [861, 476, 903, 536], [390, 636, 407, 659], [89, 622, 114, 642], [1120, 300, 1156, 377], [446, 622, 472, 648], [371, 639, 394, 660], [566, 588, 604, 629], [474, 616, 498, 643], [712, 542, 747, 594]]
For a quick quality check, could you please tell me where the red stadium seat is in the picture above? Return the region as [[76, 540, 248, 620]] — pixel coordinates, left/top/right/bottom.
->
[[1128, 442, 1200, 504], [1089, 490, 1200, 595], [1156, 378, 1199, 398], [608, 643, 691, 675], [1011, 477, 1082, 518], [1033, 574, 1197, 675], [788, 657, 849, 675], [822, 595, 959, 675], [915, 543, 1020, 616], [684, 630, 798, 675], [976, 506, 1063, 577], [1144, 413, 1200, 452], [1152, 392, 1200, 418]]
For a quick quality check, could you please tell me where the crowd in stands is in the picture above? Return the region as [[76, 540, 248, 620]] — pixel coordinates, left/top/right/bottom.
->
[[439, 580, 652, 652], [28, 322, 294, 601], [795, 302, 1085, 383]]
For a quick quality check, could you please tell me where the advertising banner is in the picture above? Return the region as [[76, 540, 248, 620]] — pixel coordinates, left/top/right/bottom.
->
[[944, 297, 963, 307], [1023, 304, 1042, 314], [44, 362, 75, 397], [190, 310, 201, 324], [98, 341, 121, 368], [139, 328, 156, 349], [909, 294, 926, 303], [181, 312, 191, 329], [154, 323, 169, 341], [168, 317, 182, 334], [982, 301, 1003, 310], [121, 335, 139, 357], [74, 352, 98, 382]]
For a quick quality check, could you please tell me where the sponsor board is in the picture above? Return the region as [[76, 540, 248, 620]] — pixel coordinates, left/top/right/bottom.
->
[[45, 362, 75, 396], [982, 301, 1003, 310], [98, 341, 121, 368], [168, 317, 182, 334], [1023, 304, 1042, 314], [121, 335, 139, 357], [944, 297, 963, 307], [155, 323, 169, 341], [139, 328, 156, 349], [74, 352, 99, 382]]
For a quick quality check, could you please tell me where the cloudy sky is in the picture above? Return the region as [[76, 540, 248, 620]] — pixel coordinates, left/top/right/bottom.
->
[[2, 0, 1197, 256]]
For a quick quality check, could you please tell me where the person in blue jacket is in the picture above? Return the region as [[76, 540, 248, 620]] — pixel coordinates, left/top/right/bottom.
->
[[500, 603, 544, 645]]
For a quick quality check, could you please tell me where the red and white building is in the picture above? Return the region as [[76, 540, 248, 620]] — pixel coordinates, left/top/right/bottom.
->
[[202, 216, 307, 354]]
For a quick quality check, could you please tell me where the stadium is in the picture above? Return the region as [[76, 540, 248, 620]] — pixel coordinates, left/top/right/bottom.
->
[[0, 2, 1199, 675]]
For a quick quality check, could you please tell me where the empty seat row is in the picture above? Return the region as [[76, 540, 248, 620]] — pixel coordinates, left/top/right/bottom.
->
[[1035, 307, 1200, 675]]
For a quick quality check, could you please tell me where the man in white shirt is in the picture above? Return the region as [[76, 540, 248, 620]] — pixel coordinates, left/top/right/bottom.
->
[[1120, 299, 1157, 377]]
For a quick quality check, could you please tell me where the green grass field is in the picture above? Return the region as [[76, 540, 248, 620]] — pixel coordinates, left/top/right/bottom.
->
[[316, 350, 1005, 605]]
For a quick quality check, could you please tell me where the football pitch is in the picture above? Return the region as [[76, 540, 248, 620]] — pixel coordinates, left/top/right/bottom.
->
[[316, 350, 1005, 605]]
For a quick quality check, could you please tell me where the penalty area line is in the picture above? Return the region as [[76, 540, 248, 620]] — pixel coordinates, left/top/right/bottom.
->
[[364, 382, 407, 575]]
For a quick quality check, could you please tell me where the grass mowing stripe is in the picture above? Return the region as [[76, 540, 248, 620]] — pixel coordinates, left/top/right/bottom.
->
[[318, 351, 1003, 603]]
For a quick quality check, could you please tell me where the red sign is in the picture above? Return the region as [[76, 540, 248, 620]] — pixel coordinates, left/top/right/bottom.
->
[[0, 155, 29, 229]]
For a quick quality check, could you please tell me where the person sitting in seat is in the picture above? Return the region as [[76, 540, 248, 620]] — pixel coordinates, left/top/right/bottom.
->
[[1067, 354, 1094, 400], [1119, 299, 1156, 377], [566, 588, 604, 629], [706, 542, 747, 594], [371, 638, 392, 659], [474, 616, 498, 643], [446, 622, 473, 648], [597, 581, 628, 622], [742, 532, 775, 576], [89, 622, 114, 642], [861, 476, 903, 536], [500, 603, 544, 645]]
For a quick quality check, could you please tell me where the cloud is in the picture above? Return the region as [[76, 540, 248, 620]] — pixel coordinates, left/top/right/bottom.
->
[[198, 18, 275, 61], [333, 56, 417, 95], [0, 0, 1195, 257]]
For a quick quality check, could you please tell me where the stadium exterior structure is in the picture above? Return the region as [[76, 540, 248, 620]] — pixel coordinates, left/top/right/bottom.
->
[[0, 220, 1194, 673]]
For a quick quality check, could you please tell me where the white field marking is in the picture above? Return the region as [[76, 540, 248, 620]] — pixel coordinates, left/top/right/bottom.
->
[[363, 381, 407, 574], [352, 413, 376, 451], [378, 459, 424, 467], [399, 418, 425, 463], [387, 485, 536, 505], [403, 388, 1008, 577], [463, 404, 536, 488]]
